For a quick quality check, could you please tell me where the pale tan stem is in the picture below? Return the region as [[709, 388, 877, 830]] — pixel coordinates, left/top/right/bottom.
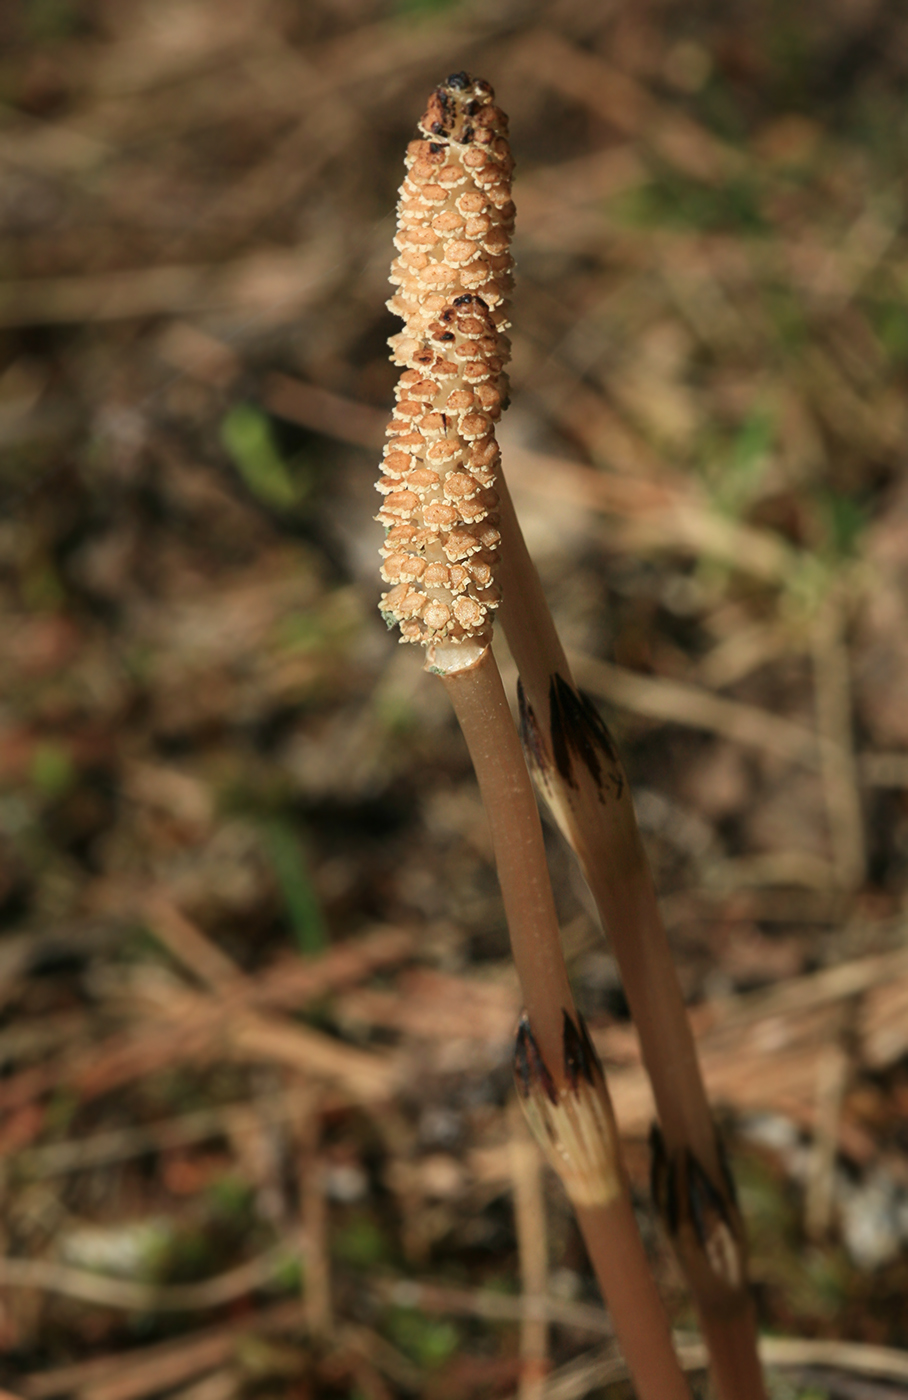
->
[[575, 1199, 691, 1400], [589, 859, 715, 1168], [442, 646, 574, 1076], [441, 646, 691, 1400], [495, 474, 572, 685], [698, 1311, 772, 1400]]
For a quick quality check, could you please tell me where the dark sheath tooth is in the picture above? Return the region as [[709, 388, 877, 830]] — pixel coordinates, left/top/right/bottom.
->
[[514, 1014, 558, 1105]]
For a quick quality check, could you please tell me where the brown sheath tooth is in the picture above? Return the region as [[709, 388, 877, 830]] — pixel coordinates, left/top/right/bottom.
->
[[649, 1127, 745, 1294], [514, 1013, 558, 1106], [518, 678, 584, 845], [521, 671, 623, 823], [517, 680, 547, 773], [716, 1125, 740, 1210], [686, 1149, 742, 1290], [649, 1122, 680, 1237], [562, 1006, 597, 1090], [548, 673, 624, 802], [513, 1011, 623, 1208]]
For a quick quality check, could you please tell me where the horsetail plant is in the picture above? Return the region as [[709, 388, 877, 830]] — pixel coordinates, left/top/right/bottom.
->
[[383, 73, 766, 1400], [512, 567, 767, 1400], [375, 74, 689, 1400]]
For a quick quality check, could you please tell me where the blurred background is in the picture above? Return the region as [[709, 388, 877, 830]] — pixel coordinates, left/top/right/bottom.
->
[[3, 0, 908, 1394]]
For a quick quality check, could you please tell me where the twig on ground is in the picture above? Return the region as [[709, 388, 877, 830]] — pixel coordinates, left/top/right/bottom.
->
[[0, 244, 334, 329], [19, 1301, 302, 1400], [376, 1277, 614, 1336], [509, 1104, 550, 1400], [513, 1331, 908, 1400], [1, 910, 412, 1122], [0, 986, 398, 1121], [143, 895, 246, 991], [696, 620, 797, 690], [135, 898, 415, 1014], [812, 589, 867, 891], [0, 1242, 300, 1312], [16, 1092, 299, 1178], [296, 1094, 332, 1339], [514, 29, 741, 182], [569, 649, 818, 765], [804, 1027, 851, 1241], [162, 1372, 238, 1400], [264, 373, 385, 450]]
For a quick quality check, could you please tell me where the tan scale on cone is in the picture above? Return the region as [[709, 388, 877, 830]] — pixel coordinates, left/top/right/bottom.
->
[[388, 72, 515, 342]]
